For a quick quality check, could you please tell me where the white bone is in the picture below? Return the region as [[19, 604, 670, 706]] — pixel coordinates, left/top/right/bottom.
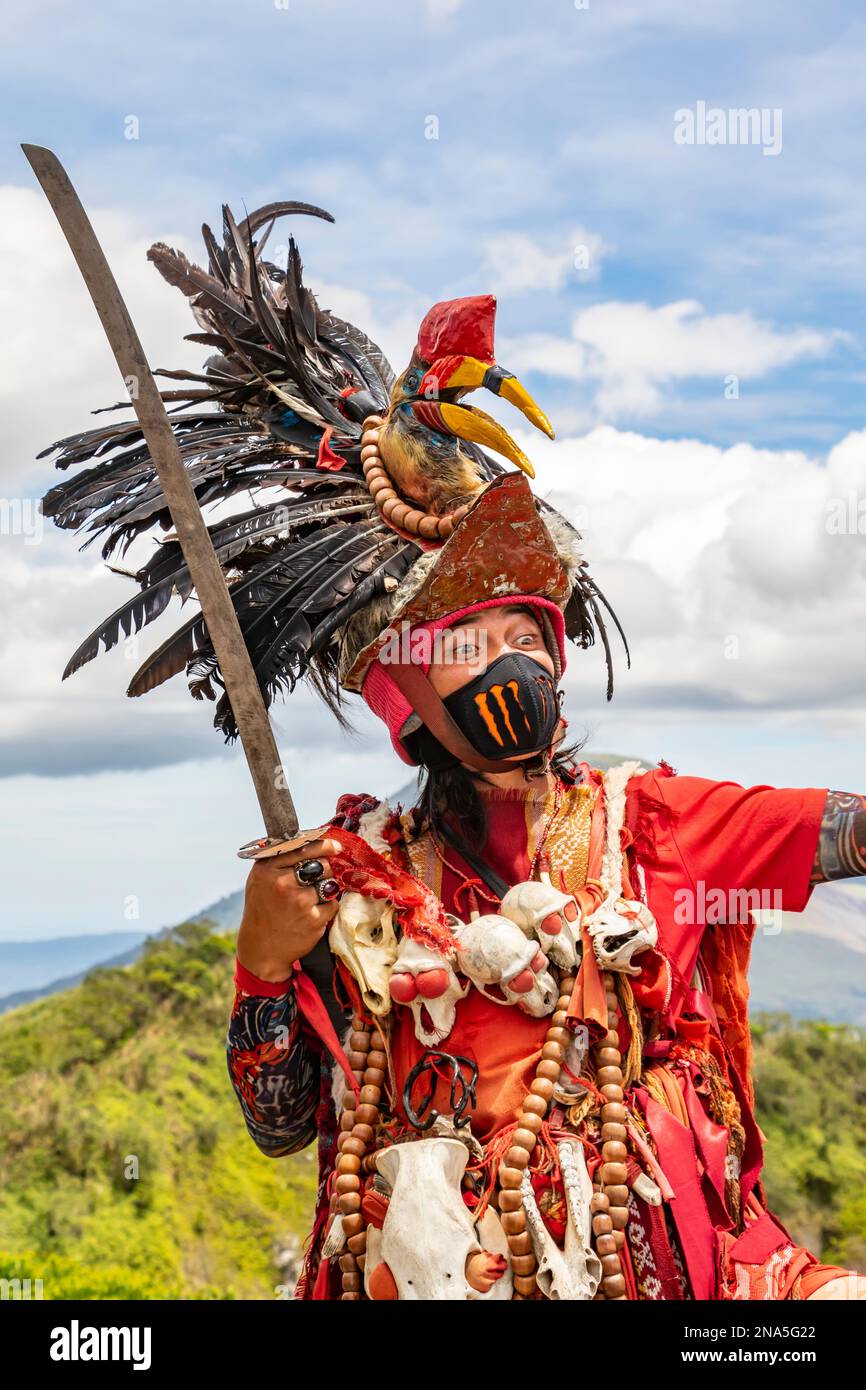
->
[[632, 1173, 662, 1205], [553, 1027, 590, 1104], [499, 880, 581, 970], [520, 1142, 601, 1300], [328, 892, 398, 1015], [430, 1112, 484, 1161], [455, 914, 558, 1016], [364, 1138, 513, 1301], [388, 936, 468, 1046], [560, 1141, 603, 1296], [321, 1213, 347, 1258]]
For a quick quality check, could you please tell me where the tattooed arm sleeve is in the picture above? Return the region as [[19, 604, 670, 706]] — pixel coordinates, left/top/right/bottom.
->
[[226, 983, 322, 1156], [811, 791, 866, 884]]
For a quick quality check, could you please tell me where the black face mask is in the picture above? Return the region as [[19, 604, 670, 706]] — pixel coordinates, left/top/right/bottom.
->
[[407, 652, 561, 768]]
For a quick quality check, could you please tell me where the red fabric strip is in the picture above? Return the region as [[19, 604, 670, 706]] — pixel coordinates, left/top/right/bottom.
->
[[293, 963, 360, 1103], [234, 958, 293, 997], [724, 1051, 765, 1204], [680, 1065, 733, 1231], [567, 920, 608, 1039], [628, 1191, 683, 1300], [315, 426, 347, 471], [638, 1090, 718, 1300], [727, 1208, 790, 1264], [312, 1250, 332, 1299], [627, 1121, 676, 1202]]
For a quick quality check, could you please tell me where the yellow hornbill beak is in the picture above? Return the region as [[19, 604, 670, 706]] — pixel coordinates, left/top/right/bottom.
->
[[415, 355, 555, 478]]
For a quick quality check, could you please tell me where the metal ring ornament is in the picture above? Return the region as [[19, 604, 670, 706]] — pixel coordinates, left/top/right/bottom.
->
[[402, 1050, 479, 1131], [294, 858, 325, 886]]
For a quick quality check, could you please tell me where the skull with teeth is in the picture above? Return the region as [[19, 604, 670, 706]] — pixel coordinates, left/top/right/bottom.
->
[[587, 898, 658, 975], [499, 880, 582, 971], [388, 936, 470, 1045], [329, 892, 399, 1015], [455, 914, 558, 1016]]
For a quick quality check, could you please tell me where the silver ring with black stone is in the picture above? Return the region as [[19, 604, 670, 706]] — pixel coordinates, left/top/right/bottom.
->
[[294, 858, 325, 887]]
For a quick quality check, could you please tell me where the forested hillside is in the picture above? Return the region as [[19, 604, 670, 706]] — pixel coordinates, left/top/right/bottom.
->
[[0, 923, 317, 1299]]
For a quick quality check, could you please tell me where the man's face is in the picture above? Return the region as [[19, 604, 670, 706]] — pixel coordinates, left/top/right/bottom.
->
[[426, 605, 555, 700]]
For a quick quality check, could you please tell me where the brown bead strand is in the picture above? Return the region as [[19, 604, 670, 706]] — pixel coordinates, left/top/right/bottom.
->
[[360, 415, 470, 540], [333, 1013, 384, 1300], [593, 970, 629, 1300], [498, 974, 576, 1300]]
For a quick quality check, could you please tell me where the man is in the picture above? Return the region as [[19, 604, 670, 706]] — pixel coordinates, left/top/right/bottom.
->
[[40, 200, 866, 1299], [228, 593, 866, 1300]]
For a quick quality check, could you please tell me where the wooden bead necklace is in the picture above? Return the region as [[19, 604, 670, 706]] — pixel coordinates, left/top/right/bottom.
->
[[332, 1012, 387, 1300], [593, 968, 630, 1299], [329, 965, 630, 1301], [360, 415, 471, 541], [495, 971, 577, 1298]]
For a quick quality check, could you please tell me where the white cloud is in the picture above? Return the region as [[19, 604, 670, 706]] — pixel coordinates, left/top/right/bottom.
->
[[425, 0, 463, 20], [0, 185, 201, 494], [482, 226, 609, 294], [506, 299, 844, 417], [522, 423, 866, 726]]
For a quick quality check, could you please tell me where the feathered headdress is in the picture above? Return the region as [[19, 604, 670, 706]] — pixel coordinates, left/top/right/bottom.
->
[[39, 202, 627, 738]]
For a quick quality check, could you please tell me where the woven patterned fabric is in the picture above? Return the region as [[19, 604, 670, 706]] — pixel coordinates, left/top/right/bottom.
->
[[532, 782, 595, 896]]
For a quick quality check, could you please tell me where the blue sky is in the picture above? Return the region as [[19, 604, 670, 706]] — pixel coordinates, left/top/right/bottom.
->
[[3, 0, 866, 941]]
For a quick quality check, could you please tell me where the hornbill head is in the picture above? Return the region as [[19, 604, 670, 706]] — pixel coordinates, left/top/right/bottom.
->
[[378, 295, 554, 514]]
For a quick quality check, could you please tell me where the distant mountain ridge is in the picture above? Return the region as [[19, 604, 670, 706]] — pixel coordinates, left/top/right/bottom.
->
[[0, 933, 148, 998], [0, 902, 244, 1015]]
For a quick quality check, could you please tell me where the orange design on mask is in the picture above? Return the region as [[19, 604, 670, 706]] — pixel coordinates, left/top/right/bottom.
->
[[473, 691, 505, 745]]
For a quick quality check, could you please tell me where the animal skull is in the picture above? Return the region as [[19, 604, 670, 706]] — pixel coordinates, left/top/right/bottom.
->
[[364, 1137, 512, 1301], [499, 880, 582, 971], [587, 898, 658, 976], [388, 936, 469, 1046], [329, 892, 399, 1015], [455, 914, 558, 1017]]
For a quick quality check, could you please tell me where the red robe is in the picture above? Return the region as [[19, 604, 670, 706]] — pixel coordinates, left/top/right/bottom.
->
[[381, 764, 842, 1299], [274, 764, 848, 1299]]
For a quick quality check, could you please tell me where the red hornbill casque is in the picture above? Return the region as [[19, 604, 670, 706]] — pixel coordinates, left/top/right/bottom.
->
[[38, 201, 619, 735]]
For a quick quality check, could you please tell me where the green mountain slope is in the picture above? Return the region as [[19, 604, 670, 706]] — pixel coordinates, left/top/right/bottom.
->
[[752, 1014, 866, 1271], [0, 922, 864, 1299], [0, 922, 317, 1300]]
